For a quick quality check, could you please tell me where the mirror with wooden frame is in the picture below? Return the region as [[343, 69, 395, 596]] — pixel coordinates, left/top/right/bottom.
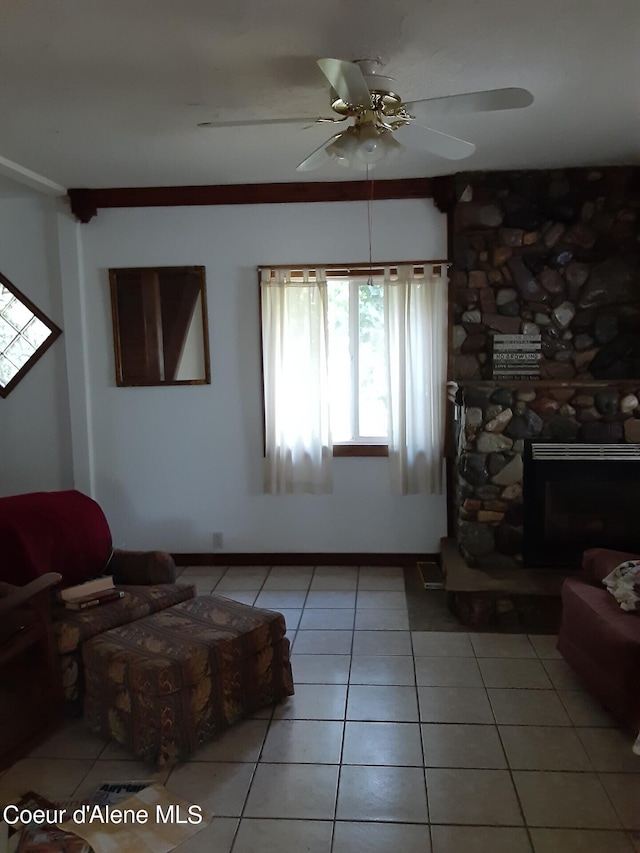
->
[[109, 266, 211, 386]]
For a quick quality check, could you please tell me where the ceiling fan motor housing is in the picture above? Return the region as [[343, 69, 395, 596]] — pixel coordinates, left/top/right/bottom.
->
[[330, 58, 403, 116]]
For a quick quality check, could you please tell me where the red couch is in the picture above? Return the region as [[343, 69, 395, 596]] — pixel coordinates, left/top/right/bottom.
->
[[558, 547, 640, 733]]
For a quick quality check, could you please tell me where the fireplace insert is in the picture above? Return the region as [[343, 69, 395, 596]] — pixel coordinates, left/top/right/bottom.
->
[[522, 441, 640, 568]]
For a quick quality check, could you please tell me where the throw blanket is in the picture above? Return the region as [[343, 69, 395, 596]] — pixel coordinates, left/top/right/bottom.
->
[[0, 490, 112, 587], [602, 560, 640, 612]]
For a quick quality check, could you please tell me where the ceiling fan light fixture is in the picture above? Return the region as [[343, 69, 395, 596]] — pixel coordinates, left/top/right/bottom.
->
[[354, 124, 402, 167], [326, 126, 360, 166]]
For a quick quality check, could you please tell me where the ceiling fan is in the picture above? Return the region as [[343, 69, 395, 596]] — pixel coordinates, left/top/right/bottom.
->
[[201, 58, 533, 172]]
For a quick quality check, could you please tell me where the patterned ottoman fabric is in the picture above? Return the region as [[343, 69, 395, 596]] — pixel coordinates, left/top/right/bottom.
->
[[83, 594, 294, 766], [56, 583, 196, 715]]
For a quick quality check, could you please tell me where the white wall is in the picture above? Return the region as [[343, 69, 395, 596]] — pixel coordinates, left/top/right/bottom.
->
[[73, 198, 448, 553], [0, 196, 73, 495]]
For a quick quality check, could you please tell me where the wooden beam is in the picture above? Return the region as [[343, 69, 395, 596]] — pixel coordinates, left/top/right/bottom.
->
[[67, 177, 437, 223]]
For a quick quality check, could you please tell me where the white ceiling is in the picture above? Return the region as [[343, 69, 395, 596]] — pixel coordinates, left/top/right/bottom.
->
[[0, 0, 638, 194]]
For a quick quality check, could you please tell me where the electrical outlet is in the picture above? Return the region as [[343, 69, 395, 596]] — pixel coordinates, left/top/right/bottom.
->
[[212, 532, 224, 550]]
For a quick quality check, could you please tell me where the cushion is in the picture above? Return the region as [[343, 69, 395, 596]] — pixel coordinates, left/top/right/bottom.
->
[[581, 547, 640, 584], [0, 490, 112, 587], [54, 582, 196, 654]]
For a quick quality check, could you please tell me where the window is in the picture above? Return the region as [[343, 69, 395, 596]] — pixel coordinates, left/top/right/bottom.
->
[[0, 271, 61, 398], [260, 264, 448, 495], [327, 276, 388, 448]]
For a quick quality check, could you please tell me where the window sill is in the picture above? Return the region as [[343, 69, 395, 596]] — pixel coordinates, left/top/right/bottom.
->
[[333, 444, 389, 458]]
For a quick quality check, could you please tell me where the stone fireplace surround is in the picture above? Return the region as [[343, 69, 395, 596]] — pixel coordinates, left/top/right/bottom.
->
[[447, 166, 640, 572]]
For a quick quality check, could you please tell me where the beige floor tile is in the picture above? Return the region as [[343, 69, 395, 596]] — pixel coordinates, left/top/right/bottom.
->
[[347, 685, 419, 722], [577, 728, 640, 773], [349, 655, 416, 686], [357, 572, 406, 591], [244, 763, 339, 819], [272, 684, 347, 720], [513, 771, 621, 829], [308, 577, 359, 592], [558, 689, 616, 727], [214, 590, 258, 606], [261, 574, 312, 591], [191, 719, 269, 762], [261, 719, 343, 764], [355, 608, 410, 630], [28, 719, 108, 760], [268, 565, 314, 575], [178, 566, 226, 580], [292, 630, 353, 655], [0, 758, 95, 803], [272, 608, 300, 629], [411, 631, 474, 657], [427, 768, 522, 825], [216, 571, 268, 591], [182, 578, 219, 595], [470, 633, 536, 658], [415, 656, 483, 687], [418, 687, 494, 724], [527, 634, 562, 659], [529, 828, 635, 853], [314, 565, 359, 575], [332, 821, 431, 853], [298, 609, 356, 630], [488, 689, 571, 726], [422, 724, 507, 769], [290, 653, 351, 684], [599, 773, 640, 829], [173, 817, 239, 853], [99, 740, 135, 760], [499, 726, 593, 771], [478, 658, 553, 689], [233, 818, 332, 853], [352, 630, 413, 656], [254, 590, 308, 609], [167, 761, 255, 816], [357, 591, 408, 609], [542, 659, 587, 691], [336, 765, 428, 822], [431, 825, 532, 853], [342, 722, 423, 766], [305, 590, 357, 608], [73, 758, 169, 800]]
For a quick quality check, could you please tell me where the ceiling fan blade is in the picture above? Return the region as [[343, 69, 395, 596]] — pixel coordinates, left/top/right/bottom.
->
[[317, 58, 371, 109], [407, 87, 534, 120], [394, 124, 476, 160], [296, 132, 344, 172], [199, 116, 319, 129]]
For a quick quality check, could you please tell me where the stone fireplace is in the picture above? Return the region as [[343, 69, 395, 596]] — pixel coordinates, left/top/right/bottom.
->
[[445, 166, 640, 573]]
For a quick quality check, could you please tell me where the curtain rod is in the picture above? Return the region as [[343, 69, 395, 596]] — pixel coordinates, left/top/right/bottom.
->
[[259, 260, 450, 278]]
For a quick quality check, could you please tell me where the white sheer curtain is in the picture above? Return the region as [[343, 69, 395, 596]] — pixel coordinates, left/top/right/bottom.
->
[[261, 267, 333, 494], [384, 263, 448, 495]]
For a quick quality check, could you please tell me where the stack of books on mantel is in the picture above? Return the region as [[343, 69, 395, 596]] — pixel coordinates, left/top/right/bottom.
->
[[59, 576, 124, 610], [492, 333, 541, 380]]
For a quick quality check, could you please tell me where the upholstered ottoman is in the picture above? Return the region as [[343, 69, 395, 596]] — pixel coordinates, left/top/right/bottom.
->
[[83, 594, 294, 766]]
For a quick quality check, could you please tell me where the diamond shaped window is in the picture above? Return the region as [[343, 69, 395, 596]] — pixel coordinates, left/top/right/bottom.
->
[[0, 271, 61, 398]]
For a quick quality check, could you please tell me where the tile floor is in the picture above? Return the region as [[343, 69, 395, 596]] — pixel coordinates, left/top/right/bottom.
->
[[2, 564, 640, 852]]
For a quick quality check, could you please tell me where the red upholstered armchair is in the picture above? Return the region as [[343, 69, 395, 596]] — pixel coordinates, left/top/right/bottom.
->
[[0, 490, 195, 714], [558, 547, 640, 735]]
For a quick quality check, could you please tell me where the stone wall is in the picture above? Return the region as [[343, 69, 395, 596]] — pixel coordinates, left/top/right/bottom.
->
[[449, 166, 640, 566], [451, 167, 640, 382], [456, 382, 640, 566]]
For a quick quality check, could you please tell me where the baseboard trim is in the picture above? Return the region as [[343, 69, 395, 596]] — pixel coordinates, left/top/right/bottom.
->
[[172, 552, 440, 567]]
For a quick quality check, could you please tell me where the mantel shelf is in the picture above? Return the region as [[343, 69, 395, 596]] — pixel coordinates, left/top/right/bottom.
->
[[451, 379, 640, 389]]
